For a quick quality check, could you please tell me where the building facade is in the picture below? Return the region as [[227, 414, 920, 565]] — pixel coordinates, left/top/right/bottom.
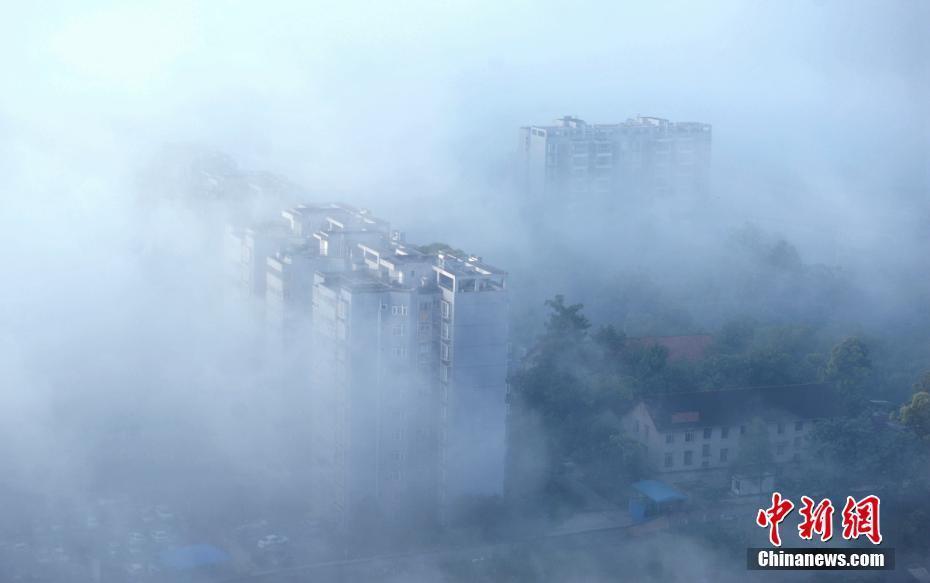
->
[[622, 383, 838, 489], [518, 115, 712, 205], [229, 203, 510, 530]]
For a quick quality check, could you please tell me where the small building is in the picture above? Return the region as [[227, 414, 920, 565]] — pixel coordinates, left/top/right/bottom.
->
[[629, 479, 688, 523], [731, 471, 776, 496], [622, 383, 840, 487]]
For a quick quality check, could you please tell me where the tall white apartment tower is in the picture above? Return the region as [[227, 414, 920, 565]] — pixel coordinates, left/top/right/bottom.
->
[[434, 253, 509, 502], [231, 203, 510, 531]]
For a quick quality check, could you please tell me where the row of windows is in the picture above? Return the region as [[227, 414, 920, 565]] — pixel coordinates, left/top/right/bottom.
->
[[664, 448, 730, 468], [650, 421, 806, 444], [663, 439, 806, 469]]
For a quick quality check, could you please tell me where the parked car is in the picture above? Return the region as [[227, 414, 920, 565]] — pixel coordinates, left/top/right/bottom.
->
[[257, 534, 289, 550]]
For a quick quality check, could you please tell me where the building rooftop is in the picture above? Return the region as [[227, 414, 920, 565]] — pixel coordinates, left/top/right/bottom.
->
[[522, 115, 711, 134], [631, 480, 688, 503], [643, 382, 840, 431], [437, 252, 506, 277]]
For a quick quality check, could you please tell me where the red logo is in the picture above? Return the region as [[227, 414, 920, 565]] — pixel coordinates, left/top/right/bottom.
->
[[756, 494, 881, 546], [798, 496, 834, 542], [756, 492, 795, 547], [841, 495, 882, 545]]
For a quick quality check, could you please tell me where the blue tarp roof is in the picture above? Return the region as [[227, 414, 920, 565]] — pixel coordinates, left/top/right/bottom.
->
[[631, 480, 688, 503], [160, 544, 230, 571]]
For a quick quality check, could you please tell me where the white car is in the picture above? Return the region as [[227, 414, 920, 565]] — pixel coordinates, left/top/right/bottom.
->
[[257, 534, 289, 550], [128, 532, 146, 547], [155, 506, 175, 521]]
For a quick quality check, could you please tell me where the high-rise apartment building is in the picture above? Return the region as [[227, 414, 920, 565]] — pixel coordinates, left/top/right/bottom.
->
[[229, 203, 509, 530], [518, 115, 712, 203]]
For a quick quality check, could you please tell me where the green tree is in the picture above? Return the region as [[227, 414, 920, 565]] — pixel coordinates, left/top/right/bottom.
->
[[542, 294, 590, 344], [821, 337, 873, 409], [900, 391, 930, 440], [913, 371, 930, 394], [801, 414, 927, 493]]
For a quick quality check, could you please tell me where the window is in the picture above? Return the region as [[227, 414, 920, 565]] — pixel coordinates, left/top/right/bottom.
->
[[792, 452, 801, 462], [777, 423, 785, 435], [440, 300, 451, 319], [721, 427, 729, 439], [776, 442, 787, 455], [702, 444, 710, 457], [795, 421, 804, 431], [701, 460, 709, 468], [441, 322, 451, 341], [391, 305, 408, 317], [438, 273, 454, 291], [684, 451, 693, 466], [720, 448, 729, 462], [439, 365, 449, 383], [703, 428, 712, 439], [665, 433, 674, 444], [418, 322, 431, 335], [440, 342, 450, 361], [418, 343, 431, 355], [391, 324, 406, 337], [793, 436, 802, 448], [685, 431, 694, 442], [664, 453, 673, 468], [392, 346, 407, 359]]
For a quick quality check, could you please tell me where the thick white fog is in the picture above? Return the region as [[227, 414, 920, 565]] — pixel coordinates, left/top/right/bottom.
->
[[0, 1, 927, 581]]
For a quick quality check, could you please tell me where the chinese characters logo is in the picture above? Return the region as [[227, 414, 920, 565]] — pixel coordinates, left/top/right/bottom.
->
[[756, 492, 882, 546]]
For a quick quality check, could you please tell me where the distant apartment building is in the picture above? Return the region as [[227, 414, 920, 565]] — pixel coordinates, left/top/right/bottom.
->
[[230, 203, 510, 529], [518, 115, 711, 203], [622, 383, 839, 490]]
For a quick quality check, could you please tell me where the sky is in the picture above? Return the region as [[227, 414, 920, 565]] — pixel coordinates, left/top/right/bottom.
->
[[2, 0, 926, 189], [1, 0, 926, 276]]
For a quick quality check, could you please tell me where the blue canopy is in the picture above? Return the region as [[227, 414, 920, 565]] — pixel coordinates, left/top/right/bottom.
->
[[160, 544, 230, 571], [631, 480, 688, 503]]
